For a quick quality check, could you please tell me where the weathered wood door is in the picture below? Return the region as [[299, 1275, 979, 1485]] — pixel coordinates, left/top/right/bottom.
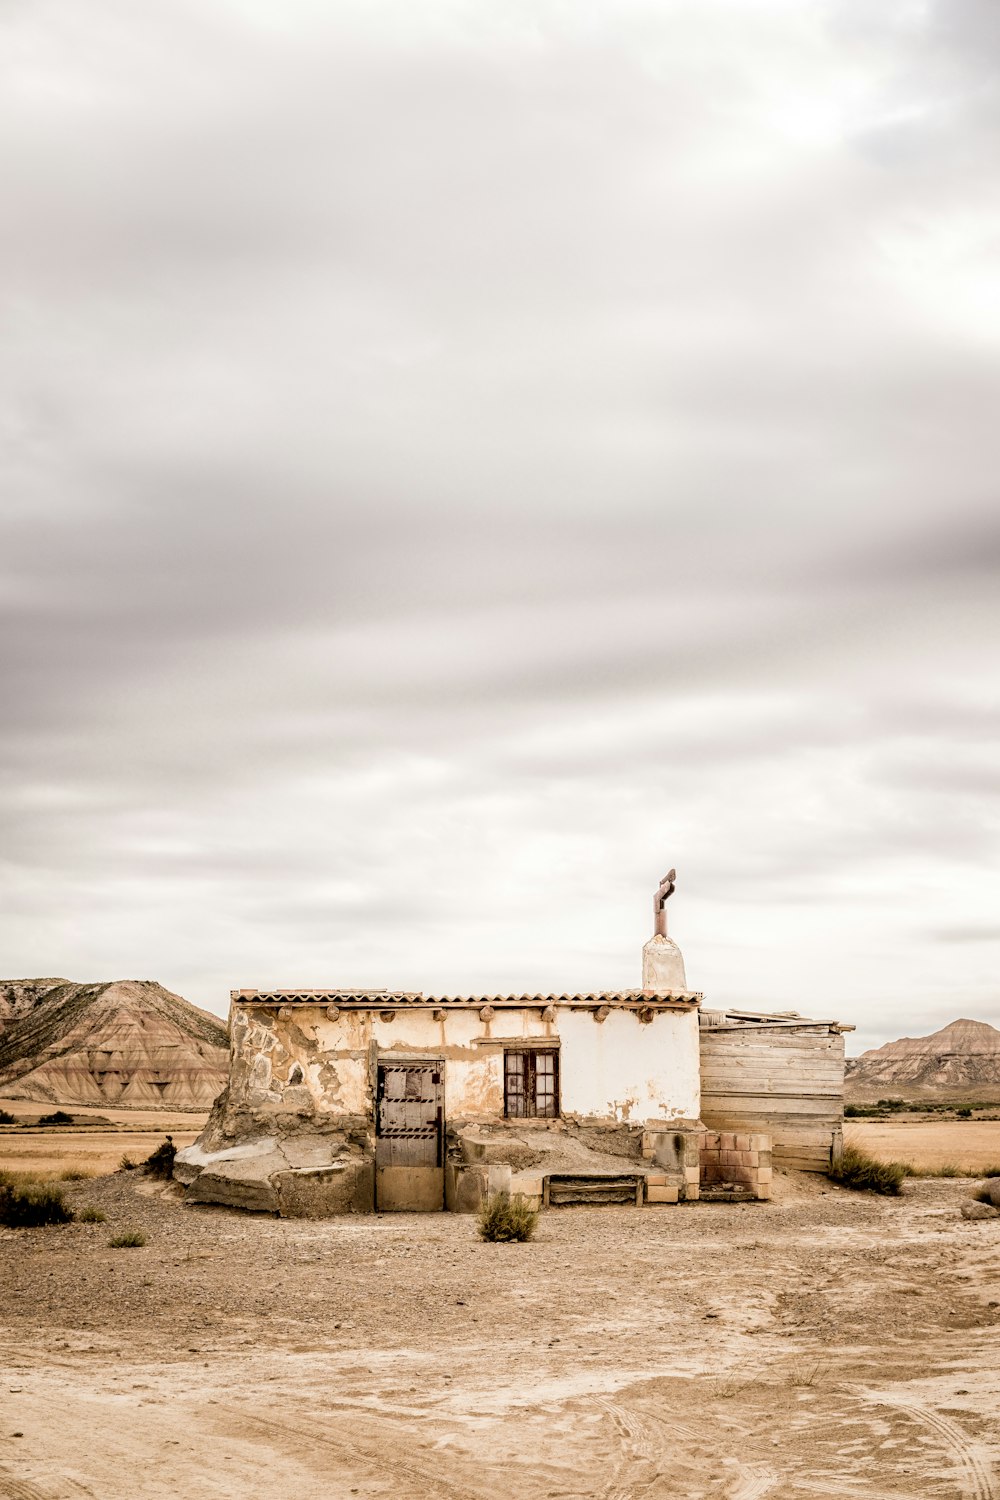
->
[[375, 1060, 444, 1211]]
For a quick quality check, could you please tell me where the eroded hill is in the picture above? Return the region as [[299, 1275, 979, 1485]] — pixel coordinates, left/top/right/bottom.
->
[[846, 1016, 1000, 1101], [0, 978, 228, 1109]]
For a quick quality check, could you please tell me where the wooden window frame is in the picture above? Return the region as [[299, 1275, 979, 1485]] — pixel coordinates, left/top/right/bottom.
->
[[504, 1048, 560, 1119]]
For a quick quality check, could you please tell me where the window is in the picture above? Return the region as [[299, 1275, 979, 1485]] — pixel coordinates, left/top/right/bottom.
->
[[504, 1049, 559, 1118]]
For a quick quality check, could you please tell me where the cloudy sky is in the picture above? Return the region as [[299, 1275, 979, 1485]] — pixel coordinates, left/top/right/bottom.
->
[[2, 0, 998, 1051]]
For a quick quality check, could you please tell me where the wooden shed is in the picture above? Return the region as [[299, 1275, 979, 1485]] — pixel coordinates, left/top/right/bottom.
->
[[699, 1010, 853, 1172]]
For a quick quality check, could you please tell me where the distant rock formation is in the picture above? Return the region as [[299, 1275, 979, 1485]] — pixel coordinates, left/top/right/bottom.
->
[[846, 1018, 1000, 1099], [0, 978, 228, 1109]]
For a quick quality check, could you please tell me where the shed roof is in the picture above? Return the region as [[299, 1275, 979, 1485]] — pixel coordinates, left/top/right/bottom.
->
[[232, 988, 701, 1008]]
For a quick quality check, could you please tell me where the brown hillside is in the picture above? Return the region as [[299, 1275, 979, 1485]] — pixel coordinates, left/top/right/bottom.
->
[[846, 1017, 1000, 1101], [0, 979, 228, 1109]]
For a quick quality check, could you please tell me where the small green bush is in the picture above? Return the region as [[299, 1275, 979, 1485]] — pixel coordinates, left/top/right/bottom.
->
[[143, 1136, 176, 1179], [77, 1206, 107, 1223], [109, 1230, 146, 1248], [957, 1107, 973, 1119], [0, 1109, 15, 1125], [0, 1182, 74, 1227], [38, 1110, 74, 1126], [477, 1192, 538, 1243], [828, 1145, 909, 1196], [119, 1154, 138, 1171]]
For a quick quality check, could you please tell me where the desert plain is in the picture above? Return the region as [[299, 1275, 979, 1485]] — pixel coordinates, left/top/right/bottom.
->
[[1, 1114, 1000, 1500]]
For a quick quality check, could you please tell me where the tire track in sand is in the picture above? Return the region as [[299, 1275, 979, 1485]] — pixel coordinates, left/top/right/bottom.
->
[[214, 1400, 495, 1500], [876, 1398, 997, 1500]]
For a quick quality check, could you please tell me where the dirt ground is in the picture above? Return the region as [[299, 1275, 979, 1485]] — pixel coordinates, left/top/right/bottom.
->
[[847, 1121, 1000, 1172], [2, 1169, 1000, 1500]]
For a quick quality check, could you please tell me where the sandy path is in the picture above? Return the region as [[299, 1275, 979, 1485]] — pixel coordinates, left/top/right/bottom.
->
[[1, 1175, 1000, 1498]]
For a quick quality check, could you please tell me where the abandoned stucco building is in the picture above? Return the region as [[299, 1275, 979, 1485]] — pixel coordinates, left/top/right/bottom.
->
[[175, 875, 851, 1215]]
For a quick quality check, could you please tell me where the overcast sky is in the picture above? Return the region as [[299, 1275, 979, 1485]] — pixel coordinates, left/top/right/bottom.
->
[[2, 0, 998, 1052]]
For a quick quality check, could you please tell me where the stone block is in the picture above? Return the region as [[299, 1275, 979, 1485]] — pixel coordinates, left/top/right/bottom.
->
[[445, 1163, 488, 1213], [645, 1172, 668, 1187], [961, 1200, 1000, 1220], [757, 1166, 772, 1184], [747, 1151, 759, 1168], [684, 1182, 699, 1201], [755, 1182, 773, 1201], [277, 1162, 374, 1217], [721, 1132, 736, 1150], [646, 1184, 679, 1204], [736, 1134, 751, 1152], [685, 1166, 700, 1185]]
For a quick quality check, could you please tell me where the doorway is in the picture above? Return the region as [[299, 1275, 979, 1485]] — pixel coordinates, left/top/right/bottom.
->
[[375, 1059, 445, 1211]]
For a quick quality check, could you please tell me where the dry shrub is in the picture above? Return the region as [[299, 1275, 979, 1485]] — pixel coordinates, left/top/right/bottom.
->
[[78, 1206, 107, 1223], [0, 1179, 74, 1227], [143, 1137, 176, 1179], [477, 1192, 538, 1243], [828, 1145, 909, 1196], [60, 1168, 93, 1182], [109, 1230, 146, 1248]]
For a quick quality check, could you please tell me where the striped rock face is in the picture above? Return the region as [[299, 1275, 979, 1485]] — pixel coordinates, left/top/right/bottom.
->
[[0, 978, 228, 1109]]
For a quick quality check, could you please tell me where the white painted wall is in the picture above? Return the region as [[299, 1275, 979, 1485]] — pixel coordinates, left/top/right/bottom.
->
[[229, 1003, 700, 1124], [560, 1009, 700, 1122]]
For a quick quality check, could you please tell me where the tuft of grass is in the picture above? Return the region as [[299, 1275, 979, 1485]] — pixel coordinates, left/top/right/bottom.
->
[[477, 1192, 538, 1243], [0, 1180, 74, 1227], [77, 1206, 107, 1223], [109, 1230, 146, 1248], [119, 1154, 138, 1172], [982, 1165, 1000, 1178], [37, 1110, 74, 1126], [59, 1168, 93, 1182], [143, 1136, 176, 1179], [828, 1145, 909, 1196]]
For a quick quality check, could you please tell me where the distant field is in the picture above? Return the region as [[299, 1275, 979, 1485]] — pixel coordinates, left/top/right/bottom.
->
[[0, 1103, 207, 1178], [847, 1119, 1000, 1171]]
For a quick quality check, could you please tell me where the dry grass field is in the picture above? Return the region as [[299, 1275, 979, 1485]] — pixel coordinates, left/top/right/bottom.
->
[[0, 1101, 205, 1179], [847, 1120, 1000, 1173]]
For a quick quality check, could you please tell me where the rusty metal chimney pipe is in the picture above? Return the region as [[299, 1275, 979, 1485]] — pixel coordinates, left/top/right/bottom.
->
[[654, 869, 676, 937]]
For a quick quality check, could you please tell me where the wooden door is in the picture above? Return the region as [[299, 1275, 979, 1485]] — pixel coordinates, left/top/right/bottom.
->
[[375, 1060, 444, 1211]]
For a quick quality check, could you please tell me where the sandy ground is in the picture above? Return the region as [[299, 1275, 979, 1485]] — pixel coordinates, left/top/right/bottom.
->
[[1, 1169, 1000, 1500], [847, 1121, 1000, 1172]]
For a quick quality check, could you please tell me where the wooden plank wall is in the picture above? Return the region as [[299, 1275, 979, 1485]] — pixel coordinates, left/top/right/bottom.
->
[[699, 1026, 845, 1172]]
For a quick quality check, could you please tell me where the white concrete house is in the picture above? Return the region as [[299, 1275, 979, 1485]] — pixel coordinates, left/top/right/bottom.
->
[[175, 876, 847, 1215]]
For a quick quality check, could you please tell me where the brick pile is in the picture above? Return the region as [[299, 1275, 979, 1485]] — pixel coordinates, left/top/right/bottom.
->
[[699, 1130, 772, 1201]]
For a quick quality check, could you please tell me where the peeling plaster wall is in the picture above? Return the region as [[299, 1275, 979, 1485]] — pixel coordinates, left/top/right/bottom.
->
[[559, 1009, 700, 1122], [227, 1003, 700, 1125]]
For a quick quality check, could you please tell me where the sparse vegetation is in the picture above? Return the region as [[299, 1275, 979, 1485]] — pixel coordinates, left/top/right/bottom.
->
[[37, 1110, 74, 1126], [109, 1230, 146, 1248], [477, 1192, 538, 1242], [59, 1167, 93, 1181], [0, 1178, 74, 1227], [828, 1145, 910, 1195], [77, 1206, 107, 1223], [143, 1136, 176, 1179], [0, 1108, 15, 1124], [982, 1165, 1000, 1177], [844, 1099, 997, 1119], [119, 1154, 138, 1171]]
